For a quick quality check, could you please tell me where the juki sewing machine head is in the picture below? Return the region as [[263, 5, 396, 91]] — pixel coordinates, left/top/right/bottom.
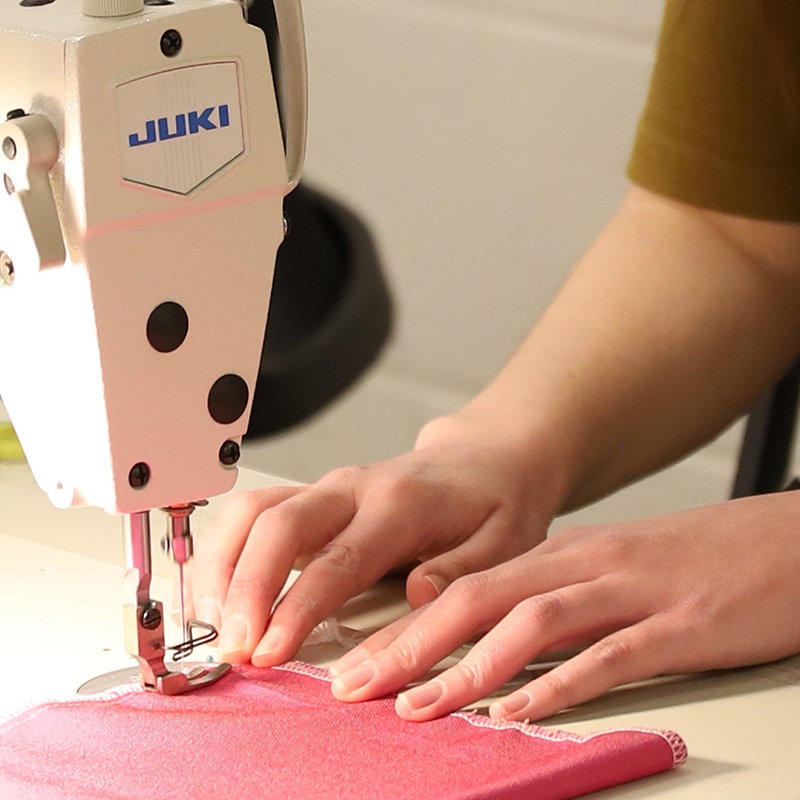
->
[[0, 0, 306, 693]]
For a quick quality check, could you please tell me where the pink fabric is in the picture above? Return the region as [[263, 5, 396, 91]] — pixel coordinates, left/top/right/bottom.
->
[[0, 663, 686, 799]]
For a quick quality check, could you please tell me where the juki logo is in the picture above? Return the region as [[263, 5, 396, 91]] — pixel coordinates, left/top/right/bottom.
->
[[128, 105, 231, 148]]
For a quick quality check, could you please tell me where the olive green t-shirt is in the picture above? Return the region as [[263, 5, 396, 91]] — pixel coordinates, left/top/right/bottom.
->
[[627, 0, 800, 222]]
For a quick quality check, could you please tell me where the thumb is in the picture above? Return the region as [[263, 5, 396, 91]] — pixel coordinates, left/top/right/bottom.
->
[[405, 529, 517, 608]]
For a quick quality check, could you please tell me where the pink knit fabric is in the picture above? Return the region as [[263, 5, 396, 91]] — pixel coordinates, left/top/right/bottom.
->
[[0, 663, 686, 799]]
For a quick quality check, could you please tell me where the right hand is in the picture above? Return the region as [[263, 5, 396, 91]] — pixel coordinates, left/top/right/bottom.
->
[[326, 489, 800, 722], [187, 413, 568, 667]]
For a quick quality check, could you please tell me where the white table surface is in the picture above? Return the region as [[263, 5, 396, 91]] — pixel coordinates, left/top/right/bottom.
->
[[2, 461, 799, 798]]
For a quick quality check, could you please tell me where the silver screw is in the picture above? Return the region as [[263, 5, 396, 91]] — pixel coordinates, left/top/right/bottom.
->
[[2, 137, 16, 160], [0, 252, 14, 286]]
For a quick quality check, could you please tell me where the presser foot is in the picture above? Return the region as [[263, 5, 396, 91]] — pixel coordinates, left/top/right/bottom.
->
[[146, 618, 232, 695], [120, 509, 231, 696], [124, 599, 232, 695], [77, 661, 231, 696], [142, 660, 232, 696]]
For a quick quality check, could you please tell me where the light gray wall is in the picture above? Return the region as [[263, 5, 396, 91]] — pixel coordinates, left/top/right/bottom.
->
[[243, 0, 746, 526]]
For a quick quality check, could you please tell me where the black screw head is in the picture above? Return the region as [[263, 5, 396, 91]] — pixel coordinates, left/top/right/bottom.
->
[[128, 462, 151, 489], [160, 29, 182, 57], [2, 138, 16, 160], [141, 602, 162, 630], [5, 109, 25, 121], [219, 440, 241, 466]]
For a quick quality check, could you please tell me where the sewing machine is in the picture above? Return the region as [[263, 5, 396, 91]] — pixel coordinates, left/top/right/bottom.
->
[[0, 0, 306, 693]]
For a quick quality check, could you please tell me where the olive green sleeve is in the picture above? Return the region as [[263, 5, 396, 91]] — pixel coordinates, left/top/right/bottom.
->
[[627, 0, 800, 222]]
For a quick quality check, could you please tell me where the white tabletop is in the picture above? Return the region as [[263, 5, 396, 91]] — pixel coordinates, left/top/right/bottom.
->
[[1, 461, 799, 798]]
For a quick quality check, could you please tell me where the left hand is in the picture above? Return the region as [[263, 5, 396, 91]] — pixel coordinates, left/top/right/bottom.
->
[[328, 490, 800, 721], [183, 410, 565, 666]]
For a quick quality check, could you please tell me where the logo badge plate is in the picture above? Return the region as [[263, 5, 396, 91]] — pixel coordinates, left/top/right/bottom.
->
[[116, 63, 244, 194]]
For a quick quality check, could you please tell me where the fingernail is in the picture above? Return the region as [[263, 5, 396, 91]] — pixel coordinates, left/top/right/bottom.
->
[[197, 599, 222, 632], [331, 660, 376, 696], [490, 692, 531, 719], [219, 615, 249, 659], [424, 574, 448, 597], [397, 680, 444, 713], [328, 648, 368, 679], [252, 625, 284, 665]]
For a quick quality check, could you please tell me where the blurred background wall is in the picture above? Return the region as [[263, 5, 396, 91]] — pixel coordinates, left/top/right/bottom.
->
[[242, 0, 746, 529]]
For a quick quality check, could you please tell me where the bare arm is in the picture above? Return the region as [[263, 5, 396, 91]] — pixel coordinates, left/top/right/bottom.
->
[[189, 184, 800, 721], [321, 189, 800, 721], [451, 183, 800, 511]]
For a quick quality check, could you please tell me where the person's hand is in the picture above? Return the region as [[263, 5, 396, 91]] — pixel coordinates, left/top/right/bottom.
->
[[327, 490, 800, 722], [188, 412, 569, 667]]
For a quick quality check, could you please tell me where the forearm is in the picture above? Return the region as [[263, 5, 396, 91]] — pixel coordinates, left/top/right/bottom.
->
[[453, 185, 800, 512]]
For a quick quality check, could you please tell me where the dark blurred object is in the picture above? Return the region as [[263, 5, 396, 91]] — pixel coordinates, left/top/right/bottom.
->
[[246, 183, 393, 438], [244, 2, 391, 436], [249, 0, 284, 140], [731, 358, 800, 497]]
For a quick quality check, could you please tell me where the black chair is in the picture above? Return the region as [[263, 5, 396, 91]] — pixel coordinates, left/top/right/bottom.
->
[[731, 359, 800, 497]]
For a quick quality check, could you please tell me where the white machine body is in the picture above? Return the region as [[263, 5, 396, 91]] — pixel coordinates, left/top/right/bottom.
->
[[0, 0, 306, 514]]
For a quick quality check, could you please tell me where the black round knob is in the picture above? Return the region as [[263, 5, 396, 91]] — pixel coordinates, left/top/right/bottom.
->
[[147, 301, 189, 353], [208, 375, 249, 425]]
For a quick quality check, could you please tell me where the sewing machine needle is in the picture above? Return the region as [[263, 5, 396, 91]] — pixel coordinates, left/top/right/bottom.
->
[[178, 561, 187, 642]]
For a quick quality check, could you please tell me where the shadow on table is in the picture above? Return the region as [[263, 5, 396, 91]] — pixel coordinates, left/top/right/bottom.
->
[[587, 757, 741, 798], [539, 656, 800, 725]]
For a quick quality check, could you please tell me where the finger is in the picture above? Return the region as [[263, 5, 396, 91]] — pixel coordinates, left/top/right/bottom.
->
[[328, 606, 428, 679], [331, 554, 594, 704], [489, 617, 673, 722], [329, 576, 503, 702], [218, 487, 359, 662], [405, 513, 528, 608], [192, 486, 303, 631], [254, 500, 430, 668], [393, 580, 635, 721]]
